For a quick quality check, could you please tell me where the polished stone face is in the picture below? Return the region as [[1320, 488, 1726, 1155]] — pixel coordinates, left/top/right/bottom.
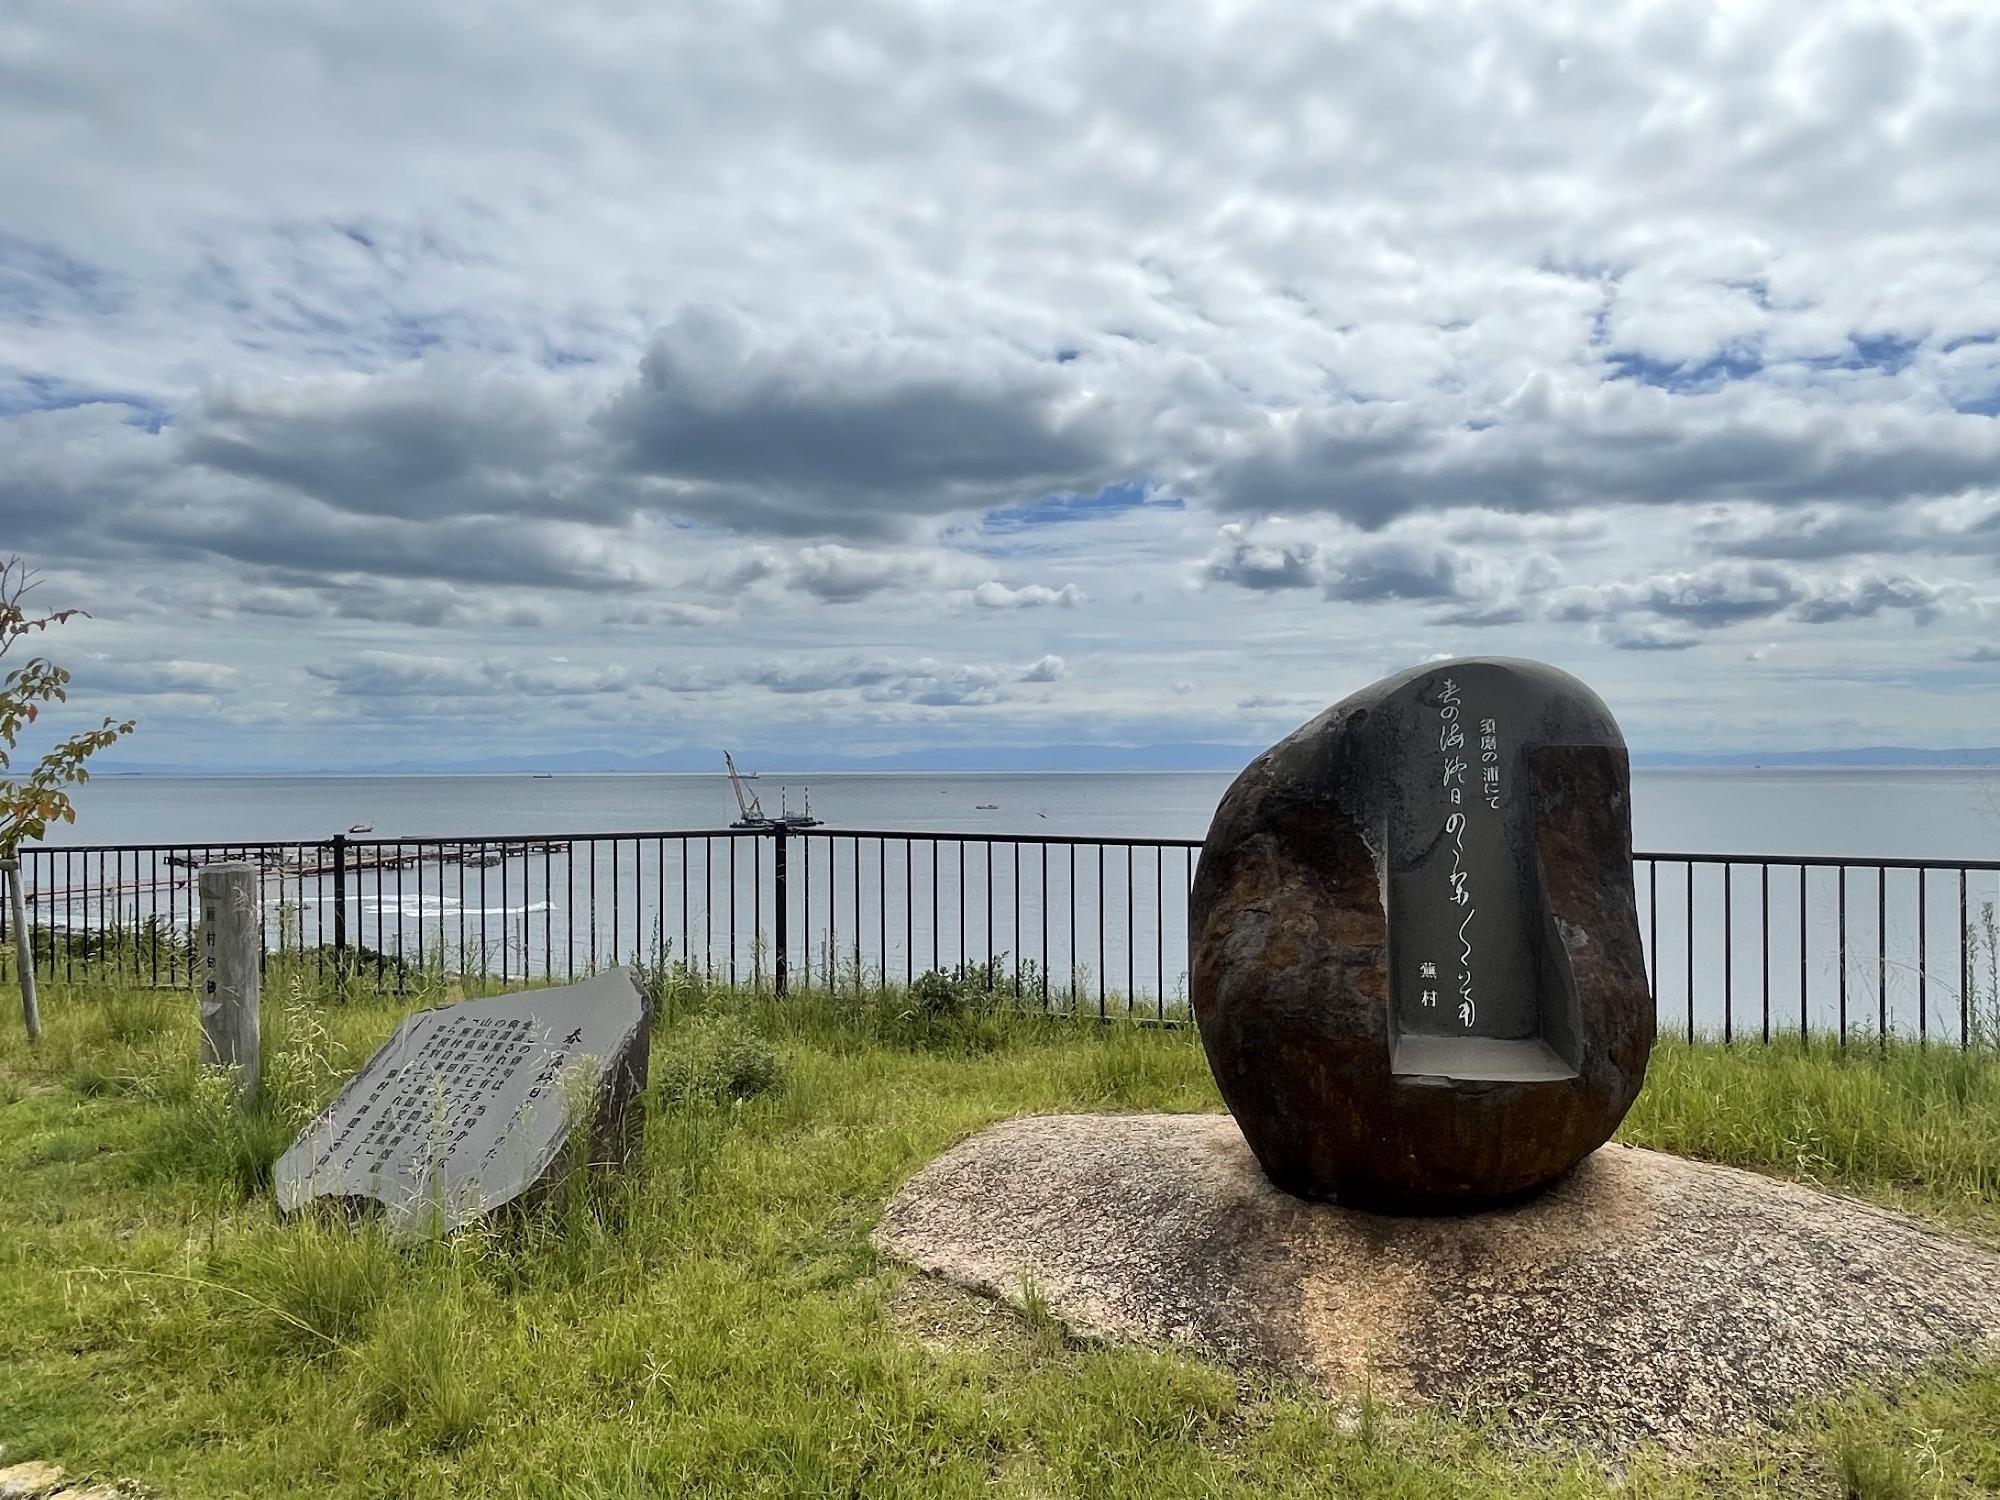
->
[[1191, 657, 1654, 1211], [275, 966, 649, 1232]]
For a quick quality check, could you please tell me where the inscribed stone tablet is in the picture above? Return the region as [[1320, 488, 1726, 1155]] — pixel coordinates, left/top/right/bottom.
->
[[1191, 656, 1653, 1210], [275, 966, 650, 1233], [1382, 664, 1581, 1084]]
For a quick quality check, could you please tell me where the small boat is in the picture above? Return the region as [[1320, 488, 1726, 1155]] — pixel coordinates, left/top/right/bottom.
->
[[348, 823, 373, 834], [974, 803, 999, 811]]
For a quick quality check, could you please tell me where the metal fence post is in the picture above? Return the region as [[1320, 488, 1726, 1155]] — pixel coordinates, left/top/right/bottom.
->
[[330, 834, 349, 984], [772, 830, 788, 996]]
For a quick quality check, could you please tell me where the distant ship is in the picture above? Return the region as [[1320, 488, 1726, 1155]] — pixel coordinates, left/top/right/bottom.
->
[[974, 803, 999, 810]]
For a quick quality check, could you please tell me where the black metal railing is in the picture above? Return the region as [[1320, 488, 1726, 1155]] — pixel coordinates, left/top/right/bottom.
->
[[4, 829, 1997, 1046]]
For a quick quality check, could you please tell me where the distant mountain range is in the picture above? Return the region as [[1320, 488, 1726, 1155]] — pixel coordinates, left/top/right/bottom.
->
[[1635, 748, 2000, 769], [95, 743, 2000, 776]]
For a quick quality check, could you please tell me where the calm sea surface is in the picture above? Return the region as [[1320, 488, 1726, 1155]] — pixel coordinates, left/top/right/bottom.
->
[[49, 767, 2000, 859], [24, 769, 2000, 1043]]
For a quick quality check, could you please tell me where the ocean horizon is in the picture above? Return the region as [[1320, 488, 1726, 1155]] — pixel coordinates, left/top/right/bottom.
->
[[47, 765, 2000, 861]]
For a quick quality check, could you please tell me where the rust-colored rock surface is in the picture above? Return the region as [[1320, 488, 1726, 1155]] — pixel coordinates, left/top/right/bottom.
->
[[1192, 657, 1653, 1209]]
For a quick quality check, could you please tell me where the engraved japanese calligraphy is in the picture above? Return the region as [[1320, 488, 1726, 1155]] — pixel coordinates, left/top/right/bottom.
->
[[1389, 669, 1538, 1055], [275, 965, 650, 1232]]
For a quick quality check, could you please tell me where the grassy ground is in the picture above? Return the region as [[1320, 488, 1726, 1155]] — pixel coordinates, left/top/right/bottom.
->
[[2, 962, 1999, 1499]]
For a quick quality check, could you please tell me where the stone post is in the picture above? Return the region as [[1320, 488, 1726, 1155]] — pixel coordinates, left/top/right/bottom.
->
[[198, 862, 261, 1102], [2, 854, 38, 1045]]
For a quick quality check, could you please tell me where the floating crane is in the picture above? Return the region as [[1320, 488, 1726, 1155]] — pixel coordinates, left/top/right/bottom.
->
[[725, 752, 822, 829]]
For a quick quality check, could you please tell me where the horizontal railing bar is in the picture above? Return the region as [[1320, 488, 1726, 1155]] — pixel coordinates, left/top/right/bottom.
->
[[795, 827, 1206, 851], [25, 829, 768, 855], [1631, 851, 2000, 873], [27, 841, 327, 855], [371, 828, 773, 846], [23, 832, 2000, 872]]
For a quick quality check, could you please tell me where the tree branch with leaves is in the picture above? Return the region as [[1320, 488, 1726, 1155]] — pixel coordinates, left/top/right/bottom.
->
[[2, 556, 136, 855], [3, 556, 136, 1042]]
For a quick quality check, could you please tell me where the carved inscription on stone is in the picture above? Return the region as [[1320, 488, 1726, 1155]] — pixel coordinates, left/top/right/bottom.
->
[[1390, 669, 1537, 1044], [276, 966, 648, 1232]]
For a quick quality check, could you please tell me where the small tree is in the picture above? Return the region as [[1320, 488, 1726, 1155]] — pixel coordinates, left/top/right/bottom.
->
[[2, 556, 136, 1040]]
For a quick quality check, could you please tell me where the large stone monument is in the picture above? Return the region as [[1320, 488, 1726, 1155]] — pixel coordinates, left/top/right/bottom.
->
[[1191, 656, 1653, 1209], [276, 966, 650, 1232], [875, 655, 2000, 1451]]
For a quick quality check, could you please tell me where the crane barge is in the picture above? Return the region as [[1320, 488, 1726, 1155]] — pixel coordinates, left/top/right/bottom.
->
[[724, 752, 821, 829]]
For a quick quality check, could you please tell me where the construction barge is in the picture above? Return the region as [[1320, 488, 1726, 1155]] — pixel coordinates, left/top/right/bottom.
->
[[725, 753, 821, 830], [160, 840, 572, 876]]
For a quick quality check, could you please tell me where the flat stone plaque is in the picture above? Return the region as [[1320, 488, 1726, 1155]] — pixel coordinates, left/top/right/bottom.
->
[[275, 966, 650, 1233]]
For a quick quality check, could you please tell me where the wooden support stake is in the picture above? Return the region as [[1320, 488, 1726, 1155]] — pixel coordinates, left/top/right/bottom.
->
[[2, 855, 37, 1044]]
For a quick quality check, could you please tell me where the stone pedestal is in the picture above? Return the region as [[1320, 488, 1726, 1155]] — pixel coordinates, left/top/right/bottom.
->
[[875, 1114, 2000, 1456]]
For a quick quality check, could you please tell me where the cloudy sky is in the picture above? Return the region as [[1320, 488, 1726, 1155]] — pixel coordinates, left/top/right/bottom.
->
[[4, 0, 1998, 769]]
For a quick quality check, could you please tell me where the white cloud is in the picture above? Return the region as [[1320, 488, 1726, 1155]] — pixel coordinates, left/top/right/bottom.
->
[[7, 0, 2000, 763], [971, 580, 1084, 610]]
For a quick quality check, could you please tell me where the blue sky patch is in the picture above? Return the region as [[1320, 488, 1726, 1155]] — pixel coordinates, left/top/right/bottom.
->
[[1, 373, 167, 428], [387, 313, 446, 358], [981, 479, 1175, 534], [1606, 344, 1764, 391], [1845, 332, 1921, 374], [0, 232, 123, 323]]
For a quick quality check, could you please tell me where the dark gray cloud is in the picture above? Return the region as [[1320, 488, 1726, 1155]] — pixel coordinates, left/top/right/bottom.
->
[[1235, 693, 1321, 712], [1321, 540, 1463, 603], [1645, 563, 1805, 628], [0, 402, 650, 593], [0, 405, 164, 552], [1552, 561, 1950, 633], [1202, 539, 1322, 591], [738, 653, 1062, 706], [1791, 573, 1945, 625], [1694, 505, 1916, 562], [180, 365, 580, 521], [133, 501, 650, 592], [1433, 601, 1529, 627], [706, 545, 951, 604], [153, 575, 724, 631], [1202, 380, 2000, 530], [597, 311, 1128, 538], [1444, 511, 1609, 548], [1204, 531, 1499, 611], [71, 653, 240, 695], [307, 652, 635, 699], [1604, 622, 1700, 652]]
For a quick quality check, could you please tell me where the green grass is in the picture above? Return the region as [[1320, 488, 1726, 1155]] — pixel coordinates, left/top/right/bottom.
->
[[1, 963, 1997, 1498]]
